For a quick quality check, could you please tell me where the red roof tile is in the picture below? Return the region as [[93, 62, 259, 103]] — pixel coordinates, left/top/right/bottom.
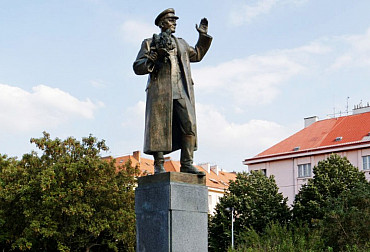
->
[[106, 151, 236, 190], [104, 154, 155, 175], [255, 112, 370, 158]]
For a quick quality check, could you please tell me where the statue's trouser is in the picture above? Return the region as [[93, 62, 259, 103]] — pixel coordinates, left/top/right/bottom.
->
[[153, 98, 204, 175]]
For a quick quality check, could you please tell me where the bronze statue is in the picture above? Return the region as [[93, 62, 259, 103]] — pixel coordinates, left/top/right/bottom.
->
[[133, 8, 212, 175]]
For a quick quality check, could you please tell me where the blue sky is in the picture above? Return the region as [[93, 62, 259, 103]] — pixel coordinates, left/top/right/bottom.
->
[[1, 0, 370, 172]]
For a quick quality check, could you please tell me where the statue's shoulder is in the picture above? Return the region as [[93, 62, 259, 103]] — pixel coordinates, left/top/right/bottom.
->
[[176, 37, 188, 44], [176, 37, 189, 47], [143, 37, 152, 43], [140, 38, 153, 48]]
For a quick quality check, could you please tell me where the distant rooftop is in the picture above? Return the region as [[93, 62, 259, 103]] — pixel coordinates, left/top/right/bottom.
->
[[244, 109, 370, 164], [104, 151, 236, 190]]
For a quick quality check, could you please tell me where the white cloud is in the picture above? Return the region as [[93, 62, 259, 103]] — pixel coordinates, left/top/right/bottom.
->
[[192, 27, 370, 108], [287, 41, 332, 54], [121, 101, 145, 128], [197, 103, 293, 149], [117, 101, 146, 156], [192, 40, 332, 107], [0, 84, 103, 132], [330, 27, 370, 69], [120, 20, 157, 45], [195, 103, 298, 171], [230, 0, 308, 25], [194, 52, 306, 106]]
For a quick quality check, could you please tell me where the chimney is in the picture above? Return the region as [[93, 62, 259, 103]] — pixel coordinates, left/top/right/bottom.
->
[[198, 163, 211, 173], [210, 165, 219, 175], [133, 151, 141, 163], [304, 116, 318, 128]]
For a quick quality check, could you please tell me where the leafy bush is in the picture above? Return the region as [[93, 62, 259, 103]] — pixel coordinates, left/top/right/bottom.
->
[[231, 222, 326, 252], [209, 171, 290, 252]]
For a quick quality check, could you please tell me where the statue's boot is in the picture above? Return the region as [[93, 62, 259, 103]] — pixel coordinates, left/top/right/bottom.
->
[[180, 135, 205, 176], [153, 152, 166, 174]]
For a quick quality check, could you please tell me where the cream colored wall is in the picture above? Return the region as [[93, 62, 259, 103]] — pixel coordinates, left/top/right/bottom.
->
[[249, 159, 296, 206], [248, 147, 370, 206], [208, 188, 225, 214]]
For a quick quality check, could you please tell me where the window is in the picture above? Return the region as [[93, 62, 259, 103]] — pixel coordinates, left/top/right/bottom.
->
[[363, 155, 370, 170], [251, 169, 267, 176], [261, 169, 267, 176], [298, 163, 311, 178]]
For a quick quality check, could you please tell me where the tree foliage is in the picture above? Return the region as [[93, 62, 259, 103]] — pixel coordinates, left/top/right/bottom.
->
[[0, 132, 139, 251], [210, 154, 370, 251], [209, 171, 290, 252], [291, 154, 370, 251], [0, 154, 18, 247], [319, 181, 370, 251], [292, 154, 368, 224], [233, 222, 326, 252]]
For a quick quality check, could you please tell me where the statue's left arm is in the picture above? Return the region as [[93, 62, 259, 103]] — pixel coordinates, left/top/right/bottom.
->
[[188, 18, 213, 62], [133, 39, 156, 75]]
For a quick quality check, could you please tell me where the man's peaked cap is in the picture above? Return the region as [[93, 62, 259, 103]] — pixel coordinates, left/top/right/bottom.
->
[[155, 8, 179, 26]]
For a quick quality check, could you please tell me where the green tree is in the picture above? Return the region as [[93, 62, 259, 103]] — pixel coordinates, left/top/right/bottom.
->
[[292, 154, 368, 224], [292, 154, 370, 251], [319, 181, 370, 251], [209, 171, 290, 252], [0, 154, 18, 251], [0, 132, 139, 251]]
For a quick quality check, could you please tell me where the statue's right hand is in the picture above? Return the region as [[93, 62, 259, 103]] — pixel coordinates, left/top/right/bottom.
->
[[147, 51, 158, 63]]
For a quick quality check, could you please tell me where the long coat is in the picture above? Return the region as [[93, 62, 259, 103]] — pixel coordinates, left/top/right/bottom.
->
[[133, 33, 212, 154]]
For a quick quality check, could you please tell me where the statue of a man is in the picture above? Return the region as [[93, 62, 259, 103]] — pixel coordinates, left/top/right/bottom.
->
[[133, 8, 212, 175]]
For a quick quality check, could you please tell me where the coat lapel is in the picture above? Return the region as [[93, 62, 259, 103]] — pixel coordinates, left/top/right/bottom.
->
[[172, 35, 182, 58]]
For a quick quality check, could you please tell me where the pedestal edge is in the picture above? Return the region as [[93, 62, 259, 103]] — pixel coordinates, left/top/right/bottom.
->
[[138, 172, 206, 186]]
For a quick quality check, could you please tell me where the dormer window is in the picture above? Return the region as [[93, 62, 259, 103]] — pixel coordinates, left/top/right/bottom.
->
[[209, 178, 218, 184], [335, 137, 343, 142]]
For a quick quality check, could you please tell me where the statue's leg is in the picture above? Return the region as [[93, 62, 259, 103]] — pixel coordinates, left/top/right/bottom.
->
[[180, 135, 205, 176], [173, 99, 205, 176], [153, 152, 166, 174]]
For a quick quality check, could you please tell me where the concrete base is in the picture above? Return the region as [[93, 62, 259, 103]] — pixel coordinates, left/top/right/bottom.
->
[[135, 172, 208, 252]]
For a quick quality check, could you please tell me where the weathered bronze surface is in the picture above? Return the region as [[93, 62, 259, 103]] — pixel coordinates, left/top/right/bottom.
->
[[133, 8, 212, 175]]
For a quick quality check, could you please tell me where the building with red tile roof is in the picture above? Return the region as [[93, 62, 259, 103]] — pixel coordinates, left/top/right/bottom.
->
[[244, 105, 370, 206], [105, 151, 236, 214]]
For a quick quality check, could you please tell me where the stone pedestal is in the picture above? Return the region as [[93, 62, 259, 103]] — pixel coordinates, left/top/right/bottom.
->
[[135, 172, 208, 252]]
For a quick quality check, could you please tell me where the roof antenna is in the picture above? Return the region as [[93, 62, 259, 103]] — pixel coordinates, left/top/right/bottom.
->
[[346, 96, 350, 116]]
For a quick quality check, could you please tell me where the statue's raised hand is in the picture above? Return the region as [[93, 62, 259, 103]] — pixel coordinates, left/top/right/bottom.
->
[[196, 18, 208, 34]]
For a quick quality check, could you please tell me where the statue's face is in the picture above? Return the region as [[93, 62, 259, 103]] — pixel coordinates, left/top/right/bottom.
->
[[160, 17, 177, 33]]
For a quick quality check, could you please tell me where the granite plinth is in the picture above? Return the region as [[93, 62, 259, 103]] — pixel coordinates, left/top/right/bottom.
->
[[135, 172, 208, 252]]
